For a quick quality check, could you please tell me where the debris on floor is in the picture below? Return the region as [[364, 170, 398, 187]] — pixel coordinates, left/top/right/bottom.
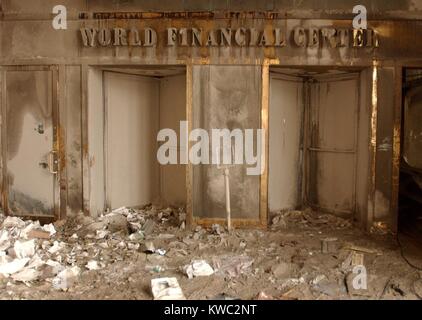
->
[[151, 277, 185, 300], [0, 207, 421, 300], [184, 260, 214, 279]]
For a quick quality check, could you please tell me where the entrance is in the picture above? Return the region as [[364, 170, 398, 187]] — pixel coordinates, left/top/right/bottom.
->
[[87, 66, 187, 214], [269, 67, 371, 220], [1, 66, 60, 219], [399, 69, 422, 252]]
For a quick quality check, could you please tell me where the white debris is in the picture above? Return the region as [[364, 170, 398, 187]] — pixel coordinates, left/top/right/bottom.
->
[[0, 229, 9, 242], [11, 268, 40, 283], [127, 243, 140, 250], [14, 239, 36, 259], [96, 230, 110, 239], [151, 277, 185, 300], [128, 231, 144, 241], [45, 259, 65, 275], [157, 233, 175, 240], [310, 274, 327, 285], [110, 207, 131, 216], [52, 266, 81, 291], [0, 251, 11, 264], [42, 224, 56, 236], [85, 260, 102, 271], [27, 254, 45, 269], [0, 238, 11, 251], [48, 241, 65, 255], [0, 258, 30, 276], [184, 260, 215, 279], [20, 222, 41, 239], [155, 249, 167, 256], [2, 216, 26, 229]]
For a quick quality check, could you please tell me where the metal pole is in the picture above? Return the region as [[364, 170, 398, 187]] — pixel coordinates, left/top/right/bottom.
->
[[224, 168, 231, 232]]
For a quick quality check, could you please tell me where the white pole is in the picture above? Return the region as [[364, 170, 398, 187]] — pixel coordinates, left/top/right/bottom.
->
[[224, 168, 231, 232]]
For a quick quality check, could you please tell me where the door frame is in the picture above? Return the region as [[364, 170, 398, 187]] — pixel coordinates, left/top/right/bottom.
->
[[0, 65, 62, 222]]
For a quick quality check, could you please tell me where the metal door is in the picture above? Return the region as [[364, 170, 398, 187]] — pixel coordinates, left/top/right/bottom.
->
[[104, 71, 160, 210], [1, 66, 60, 219], [306, 73, 360, 216]]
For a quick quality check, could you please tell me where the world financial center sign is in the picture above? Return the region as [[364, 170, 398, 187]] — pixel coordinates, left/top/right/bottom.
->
[[80, 26, 379, 49]]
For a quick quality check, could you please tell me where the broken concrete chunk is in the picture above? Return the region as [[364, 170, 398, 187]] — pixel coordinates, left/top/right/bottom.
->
[[184, 260, 214, 279], [14, 239, 36, 259], [151, 277, 185, 300]]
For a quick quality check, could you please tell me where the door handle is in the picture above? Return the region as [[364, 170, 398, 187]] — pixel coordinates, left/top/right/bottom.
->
[[48, 150, 58, 175]]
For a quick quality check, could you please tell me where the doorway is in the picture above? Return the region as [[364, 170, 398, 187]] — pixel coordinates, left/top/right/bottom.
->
[[0, 66, 60, 219], [87, 66, 187, 215], [399, 69, 422, 248], [269, 67, 371, 221]]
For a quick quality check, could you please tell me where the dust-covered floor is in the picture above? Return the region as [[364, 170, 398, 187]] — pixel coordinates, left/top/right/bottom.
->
[[1, 207, 422, 300]]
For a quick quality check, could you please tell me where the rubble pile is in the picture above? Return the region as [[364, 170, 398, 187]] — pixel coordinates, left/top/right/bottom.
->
[[271, 208, 352, 230], [0, 205, 187, 291], [0, 208, 420, 300]]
